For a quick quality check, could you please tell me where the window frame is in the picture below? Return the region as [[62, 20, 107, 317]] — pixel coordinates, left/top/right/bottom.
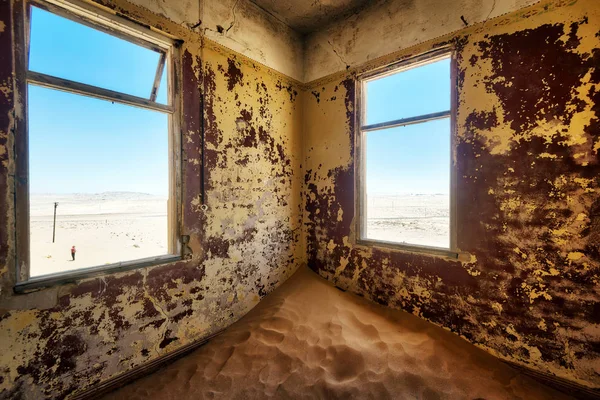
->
[[13, 0, 183, 293], [354, 47, 458, 258]]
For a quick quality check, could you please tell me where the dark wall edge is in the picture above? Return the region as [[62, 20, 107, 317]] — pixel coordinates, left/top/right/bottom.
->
[[503, 360, 600, 400], [68, 328, 225, 400]]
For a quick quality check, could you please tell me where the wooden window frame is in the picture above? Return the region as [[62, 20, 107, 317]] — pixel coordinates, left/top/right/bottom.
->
[[354, 47, 459, 258], [13, 0, 183, 293]]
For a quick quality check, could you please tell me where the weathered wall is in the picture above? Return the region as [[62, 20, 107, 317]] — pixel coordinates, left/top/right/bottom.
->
[[303, 0, 541, 82], [200, 0, 304, 82], [304, 0, 600, 389], [125, 0, 304, 82], [247, 0, 371, 33], [0, 0, 304, 397]]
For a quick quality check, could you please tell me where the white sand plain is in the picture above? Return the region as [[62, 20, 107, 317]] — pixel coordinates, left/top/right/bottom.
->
[[104, 267, 570, 400], [30, 192, 168, 277], [366, 194, 449, 248]]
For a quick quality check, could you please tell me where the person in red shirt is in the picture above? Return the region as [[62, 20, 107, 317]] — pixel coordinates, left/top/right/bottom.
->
[[71, 245, 76, 261]]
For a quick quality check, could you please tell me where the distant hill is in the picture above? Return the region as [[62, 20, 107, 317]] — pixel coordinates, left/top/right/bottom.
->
[[29, 192, 167, 217]]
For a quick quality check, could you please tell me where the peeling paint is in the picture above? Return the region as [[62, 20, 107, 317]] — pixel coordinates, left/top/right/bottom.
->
[[0, 0, 303, 397], [0, 0, 599, 396], [303, 0, 600, 389]]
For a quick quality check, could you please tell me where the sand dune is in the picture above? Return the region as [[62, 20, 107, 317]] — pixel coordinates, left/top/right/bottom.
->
[[103, 267, 570, 400]]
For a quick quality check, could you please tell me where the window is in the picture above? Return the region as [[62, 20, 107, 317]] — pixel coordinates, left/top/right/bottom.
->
[[15, 0, 181, 289], [357, 50, 456, 254]]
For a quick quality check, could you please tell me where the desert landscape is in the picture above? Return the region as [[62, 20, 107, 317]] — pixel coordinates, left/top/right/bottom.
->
[[365, 193, 450, 248], [29, 192, 448, 278], [29, 192, 168, 277]]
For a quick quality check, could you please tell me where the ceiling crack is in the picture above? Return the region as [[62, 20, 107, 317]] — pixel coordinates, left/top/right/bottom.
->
[[328, 40, 350, 70], [226, 0, 241, 33], [485, 0, 497, 23]]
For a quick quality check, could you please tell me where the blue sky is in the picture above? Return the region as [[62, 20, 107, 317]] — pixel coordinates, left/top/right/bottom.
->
[[365, 58, 451, 195], [28, 6, 168, 196], [28, 6, 450, 197], [365, 118, 450, 195]]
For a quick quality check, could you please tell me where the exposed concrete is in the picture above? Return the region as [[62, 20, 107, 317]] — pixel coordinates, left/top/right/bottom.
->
[[303, 0, 600, 389], [249, 0, 371, 34], [303, 0, 541, 82], [125, 0, 304, 82]]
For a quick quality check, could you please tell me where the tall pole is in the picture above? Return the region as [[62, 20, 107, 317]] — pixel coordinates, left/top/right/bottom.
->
[[52, 202, 58, 243]]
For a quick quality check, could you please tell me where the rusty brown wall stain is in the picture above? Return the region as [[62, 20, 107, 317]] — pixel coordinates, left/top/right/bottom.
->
[[304, 0, 600, 389], [1, 0, 599, 396], [0, 0, 303, 397], [181, 48, 204, 236]]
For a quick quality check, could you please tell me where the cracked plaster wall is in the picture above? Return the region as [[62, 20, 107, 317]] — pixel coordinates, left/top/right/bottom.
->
[[0, 0, 599, 396], [303, 0, 600, 389], [0, 0, 304, 398], [304, 0, 541, 82], [123, 0, 540, 85], [125, 0, 304, 82]]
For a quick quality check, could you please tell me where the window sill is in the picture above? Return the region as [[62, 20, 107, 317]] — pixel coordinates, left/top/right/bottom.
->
[[14, 254, 182, 294], [356, 238, 460, 259]]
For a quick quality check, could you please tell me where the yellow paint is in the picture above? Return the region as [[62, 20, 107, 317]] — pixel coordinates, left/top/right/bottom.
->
[[0, 80, 11, 101], [327, 239, 337, 252], [302, 0, 600, 388], [567, 252, 585, 261], [491, 302, 503, 314], [521, 282, 553, 303], [500, 197, 522, 212], [505, 324, 521, 340], [574, 177, 595, 192], [1, 0, 599, 395], [513, 247, 528, 260], [466, 266, 481, 276]]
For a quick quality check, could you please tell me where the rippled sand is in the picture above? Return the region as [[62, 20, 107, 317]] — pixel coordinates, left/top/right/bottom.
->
[[104, 267, 570, 400]]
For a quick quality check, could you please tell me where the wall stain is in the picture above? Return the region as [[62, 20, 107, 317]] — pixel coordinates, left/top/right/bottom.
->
[[1, 0, 598, 396], [218, 58, 244, 91], [304, 0, 600, 389], [0, 1, 303, 398]]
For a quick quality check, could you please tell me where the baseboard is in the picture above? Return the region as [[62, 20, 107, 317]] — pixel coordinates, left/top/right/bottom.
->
[[503, 360, 600, 400], [68, 329, 224, 400]]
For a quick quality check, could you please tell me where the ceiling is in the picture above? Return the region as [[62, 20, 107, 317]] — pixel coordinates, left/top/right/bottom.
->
[[249, 0, 372, 34]]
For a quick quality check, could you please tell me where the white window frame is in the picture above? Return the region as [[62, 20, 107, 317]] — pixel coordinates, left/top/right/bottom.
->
[[13, 0, 183, 292], [355, 48, 458, 258]]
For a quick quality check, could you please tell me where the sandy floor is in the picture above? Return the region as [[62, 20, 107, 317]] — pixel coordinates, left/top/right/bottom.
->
[[104, 267, 570, 400], [30, 193, 168, 277]]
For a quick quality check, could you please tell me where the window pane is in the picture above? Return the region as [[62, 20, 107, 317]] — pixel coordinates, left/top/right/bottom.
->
[[365, 57, 451, 126], [156, 63, 168, 105], [364, 118, 450, 248], [28, 85, 169, 277], [29, 6, 161, 99]]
